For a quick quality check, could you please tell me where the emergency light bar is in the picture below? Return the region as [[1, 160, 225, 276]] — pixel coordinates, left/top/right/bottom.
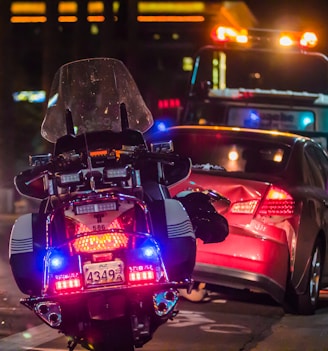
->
[[210, 26, 318, 50]]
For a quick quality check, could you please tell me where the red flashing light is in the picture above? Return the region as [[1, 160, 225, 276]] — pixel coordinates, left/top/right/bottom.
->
[[210, 26, 248, 44], [158, 98, 181, 109], [210, 25, 318, 50], [54, 275, 82, 292], [128, 265, 155, 282]]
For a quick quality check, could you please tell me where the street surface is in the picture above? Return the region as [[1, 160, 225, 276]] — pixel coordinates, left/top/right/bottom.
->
[[1, 216, 328, 351]]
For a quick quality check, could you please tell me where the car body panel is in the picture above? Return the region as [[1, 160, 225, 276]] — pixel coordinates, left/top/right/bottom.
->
[[194, 222, 289, 302], [147, 126, 328, 304]]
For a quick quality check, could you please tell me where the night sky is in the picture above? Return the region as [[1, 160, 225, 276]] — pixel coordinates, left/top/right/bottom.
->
[[245, 1, 328, 52]]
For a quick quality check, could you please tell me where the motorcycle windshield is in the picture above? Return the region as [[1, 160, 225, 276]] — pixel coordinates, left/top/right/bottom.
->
[[41, 58, 153, 143]]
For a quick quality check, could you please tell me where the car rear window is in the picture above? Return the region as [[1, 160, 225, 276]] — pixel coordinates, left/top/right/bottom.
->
[[167, 132, 290, 175]]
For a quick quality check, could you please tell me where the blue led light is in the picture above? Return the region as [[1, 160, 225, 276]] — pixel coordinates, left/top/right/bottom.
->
[[50, 255, 64, 270], [157, 122, 167, 131], [299, 112, 314, 130], [142, 246, 157, 258], [244, 110, 260, 128]]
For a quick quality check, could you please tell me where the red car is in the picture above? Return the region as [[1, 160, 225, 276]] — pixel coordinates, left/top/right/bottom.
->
[[147, 125, 328, 315]]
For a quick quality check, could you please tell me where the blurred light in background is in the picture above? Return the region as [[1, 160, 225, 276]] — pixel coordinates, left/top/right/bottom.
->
[[13, 91, 46, 103]]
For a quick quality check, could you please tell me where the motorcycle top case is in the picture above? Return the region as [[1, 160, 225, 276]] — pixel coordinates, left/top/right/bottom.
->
[[9, 212, 46, 295]]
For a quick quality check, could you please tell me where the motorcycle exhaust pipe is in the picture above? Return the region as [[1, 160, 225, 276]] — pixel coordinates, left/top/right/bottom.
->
[[34, 302, 62, 327], [153, 289, 179, 317]]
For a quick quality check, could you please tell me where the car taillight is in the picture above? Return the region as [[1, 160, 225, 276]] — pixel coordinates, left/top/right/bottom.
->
[[230, 200, 258, 214], [256, 186, 295, 216], [72, 232, 129, 253], [54, 273, 82, 293]]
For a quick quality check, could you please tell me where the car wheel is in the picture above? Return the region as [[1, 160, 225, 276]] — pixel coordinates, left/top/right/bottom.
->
[[179, 282, 208, 302], [287, 239, 322, 315]]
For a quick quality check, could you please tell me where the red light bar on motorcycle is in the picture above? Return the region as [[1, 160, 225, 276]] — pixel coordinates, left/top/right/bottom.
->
[[54, 273, 82, 292], [72, 232, 129, 253], [128, 264, 155, 282], [210, 26, 318, 49]]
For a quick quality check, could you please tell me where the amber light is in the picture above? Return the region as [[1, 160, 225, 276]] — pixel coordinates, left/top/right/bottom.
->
[[90, 149, 108, 157], [72, 232, 129, 253], [279, 34, 294, 47], [137, 15, 204, 22], [300, 31, 318, 48]]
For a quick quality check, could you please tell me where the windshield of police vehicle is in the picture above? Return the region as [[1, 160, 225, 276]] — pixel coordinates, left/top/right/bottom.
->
[[41, 58, 153, 143], [193, 49, 328, 93]]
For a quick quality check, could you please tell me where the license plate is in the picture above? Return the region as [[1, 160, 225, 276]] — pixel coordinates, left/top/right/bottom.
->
[[83, 260, 125, 287]]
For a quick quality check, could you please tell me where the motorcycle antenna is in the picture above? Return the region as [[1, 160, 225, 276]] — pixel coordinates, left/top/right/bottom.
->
[[120, 102, 129, 130], [65, 108, 75, 136]]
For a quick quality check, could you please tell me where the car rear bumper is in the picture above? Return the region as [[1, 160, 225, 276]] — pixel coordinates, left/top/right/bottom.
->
[[193, 224, 289, 303], [193, 263, 286, 303]]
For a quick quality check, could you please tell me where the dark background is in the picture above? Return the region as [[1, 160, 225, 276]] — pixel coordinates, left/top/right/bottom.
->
[[0, 0, 328, 205], [246, 0, 328, 53]]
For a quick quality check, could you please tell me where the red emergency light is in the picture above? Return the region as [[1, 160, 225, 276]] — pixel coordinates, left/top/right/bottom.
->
[[158, 98, 181, 109], [210, 26, 318, 50]]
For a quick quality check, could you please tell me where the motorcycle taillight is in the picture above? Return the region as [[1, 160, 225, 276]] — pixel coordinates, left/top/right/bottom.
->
[[54, 273, 82, 292], [46, 251, 83, 294], [72, 232, 129, 253], [128, 264, 156, 282]]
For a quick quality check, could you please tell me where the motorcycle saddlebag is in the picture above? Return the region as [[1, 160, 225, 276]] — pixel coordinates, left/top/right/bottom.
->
[[9, 213, 46, 295], [148, 199, 196, 282]]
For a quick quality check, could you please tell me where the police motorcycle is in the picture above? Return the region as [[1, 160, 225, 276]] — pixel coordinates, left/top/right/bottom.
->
[[9, 58, 228, 351]]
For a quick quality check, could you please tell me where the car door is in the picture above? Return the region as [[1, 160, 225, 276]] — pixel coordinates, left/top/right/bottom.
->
[[303, 142, 328, 284]]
